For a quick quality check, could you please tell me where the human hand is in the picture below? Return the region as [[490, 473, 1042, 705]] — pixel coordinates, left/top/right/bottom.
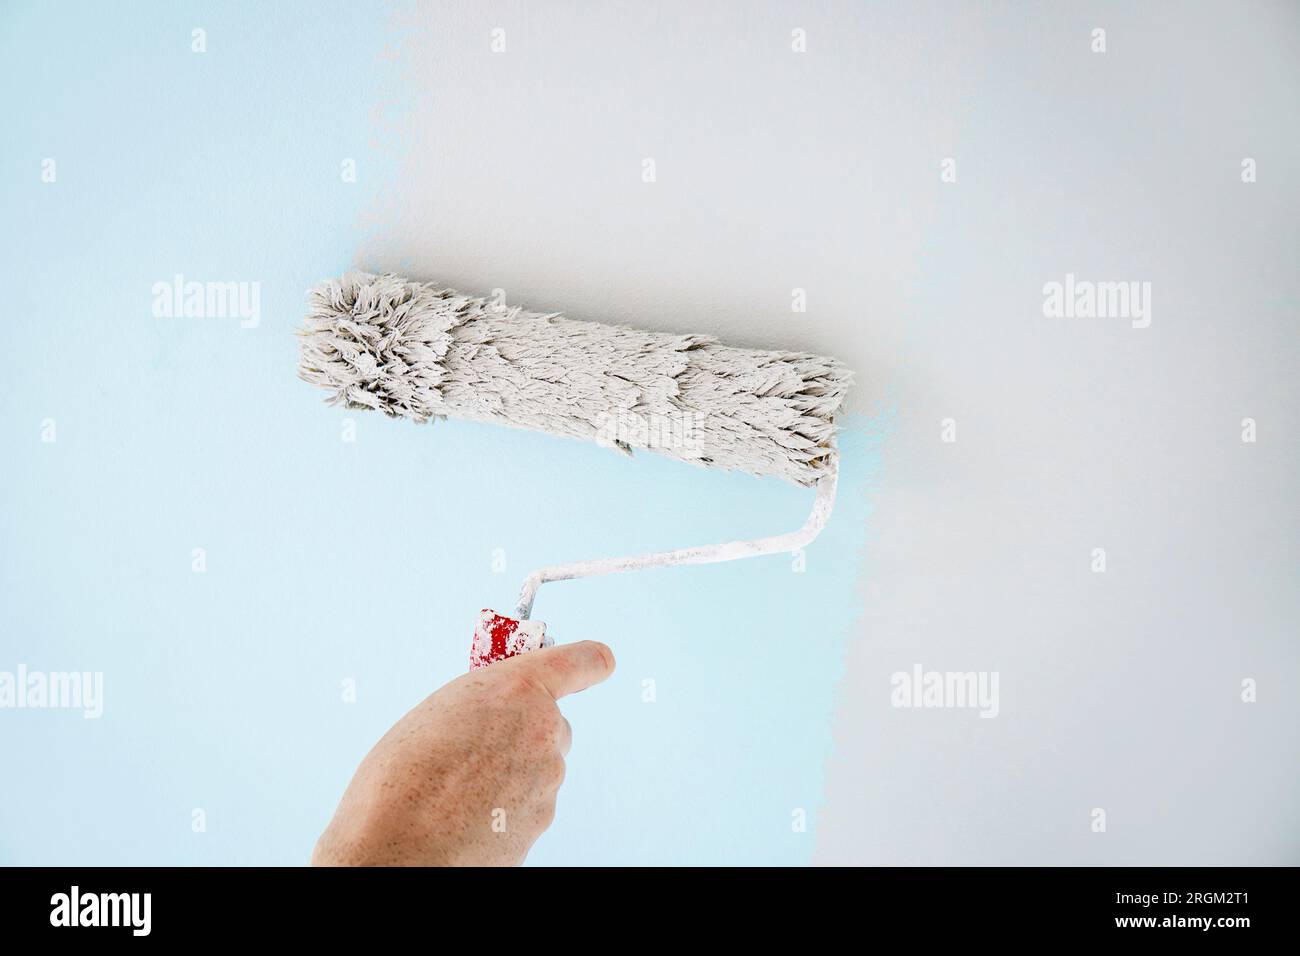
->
[[311, 640, 615, 866]]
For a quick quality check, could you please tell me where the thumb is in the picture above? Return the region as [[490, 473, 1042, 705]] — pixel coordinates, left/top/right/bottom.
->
[[513, 640, 616, 700]]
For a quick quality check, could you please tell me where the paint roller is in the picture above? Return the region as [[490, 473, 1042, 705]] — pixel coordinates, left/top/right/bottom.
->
[[297, 271, 851, 668]]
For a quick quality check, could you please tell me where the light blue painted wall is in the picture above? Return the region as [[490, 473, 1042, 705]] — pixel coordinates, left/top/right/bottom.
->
[[0, 1, 872, 865]]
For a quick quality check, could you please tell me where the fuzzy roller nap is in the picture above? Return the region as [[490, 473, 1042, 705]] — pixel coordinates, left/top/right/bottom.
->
[[298, 271, 851, 666]]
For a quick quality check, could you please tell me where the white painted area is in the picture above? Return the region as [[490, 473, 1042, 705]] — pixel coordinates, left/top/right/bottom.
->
[[361, 0, 974, 399], [362, 1, 1299, 863]]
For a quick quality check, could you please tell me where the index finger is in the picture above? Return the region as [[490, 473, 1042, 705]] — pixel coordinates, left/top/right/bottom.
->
[[517, 640, 616, 699]]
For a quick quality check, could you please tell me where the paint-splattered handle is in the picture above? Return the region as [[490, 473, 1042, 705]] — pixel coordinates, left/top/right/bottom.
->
[[469, 609, 553, 670]]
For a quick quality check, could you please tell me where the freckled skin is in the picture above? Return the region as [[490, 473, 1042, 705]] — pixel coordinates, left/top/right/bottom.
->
[[311, 640, 614, 867]]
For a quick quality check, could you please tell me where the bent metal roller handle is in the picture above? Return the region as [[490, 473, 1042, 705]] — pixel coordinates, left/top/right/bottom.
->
[[297, 271, 851, 669]]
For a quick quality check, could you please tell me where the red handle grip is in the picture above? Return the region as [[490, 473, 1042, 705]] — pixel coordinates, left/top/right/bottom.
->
[[469, 609, 552, 670]]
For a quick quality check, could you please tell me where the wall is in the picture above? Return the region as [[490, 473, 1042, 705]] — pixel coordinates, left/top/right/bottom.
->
[[1, 0, 1295, 865]]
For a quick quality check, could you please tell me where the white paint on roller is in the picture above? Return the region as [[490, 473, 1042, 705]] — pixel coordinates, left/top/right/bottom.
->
[[298, 271, 850, 487]]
